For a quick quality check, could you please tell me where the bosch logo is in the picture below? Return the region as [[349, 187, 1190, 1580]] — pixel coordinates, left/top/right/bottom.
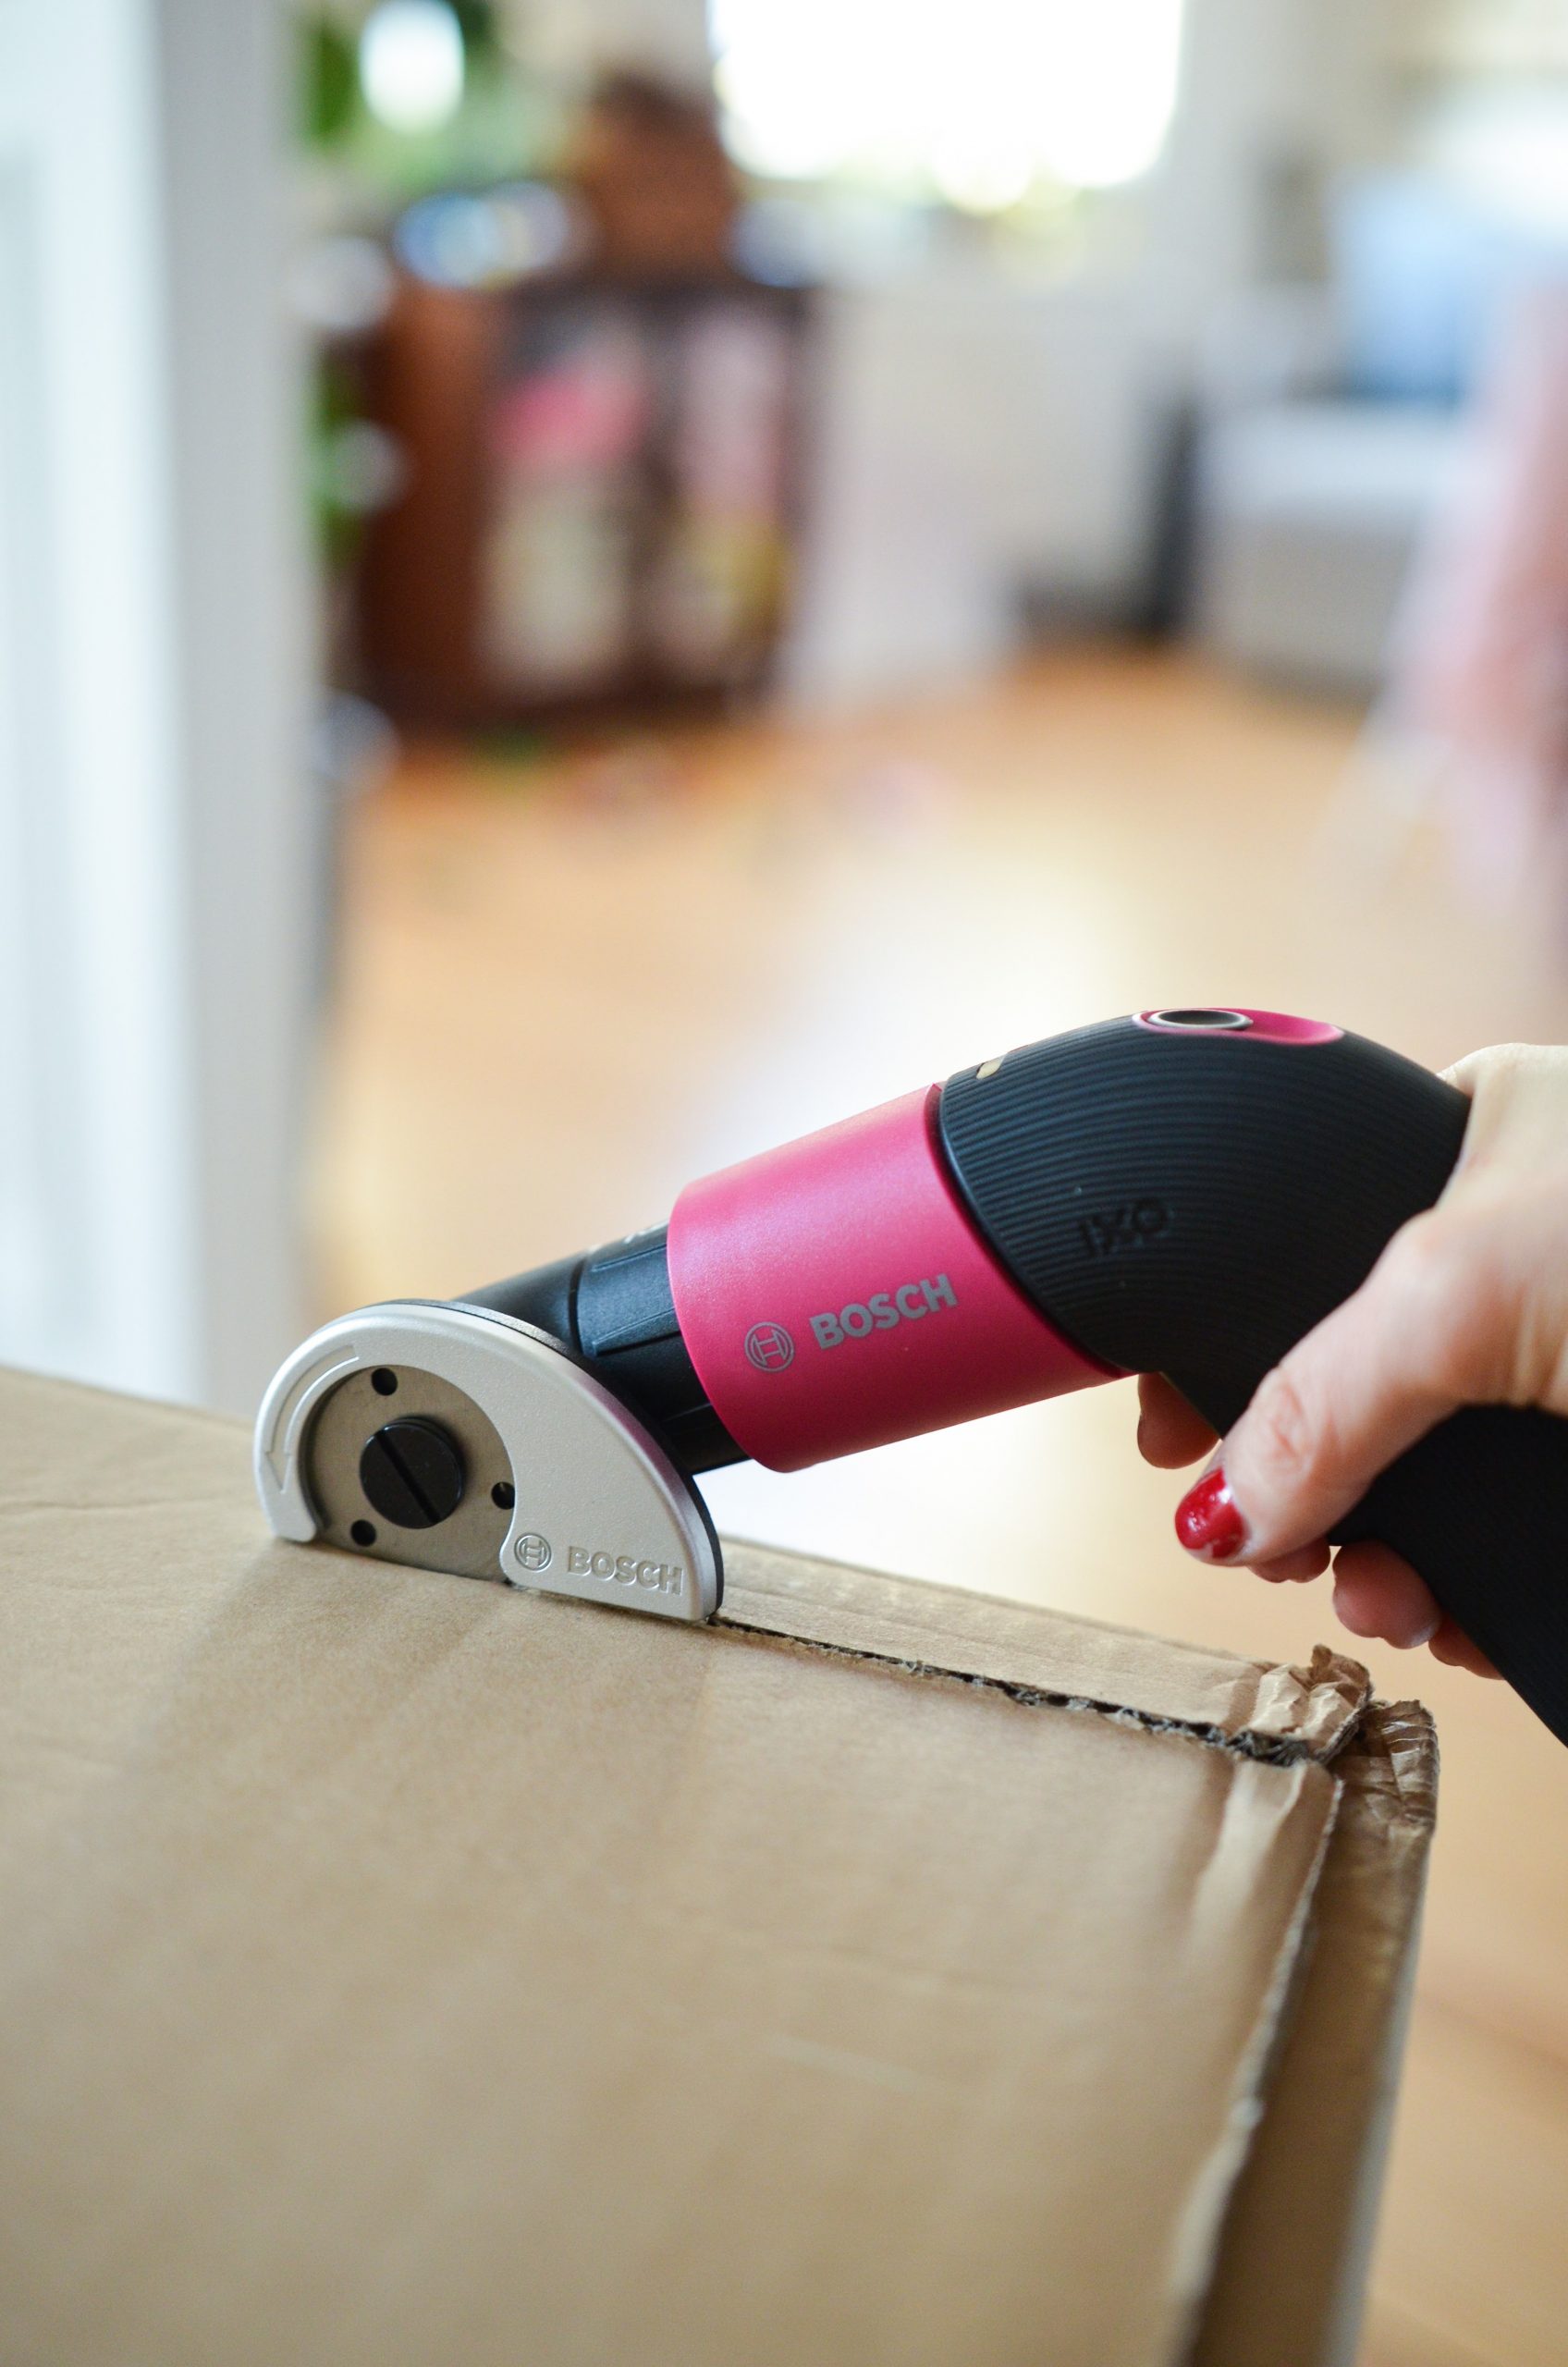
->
[[566, 1546, 685, 1597], [811, 1273, 957, 1349], [513, 1532, 553, 1572], [745, 1321, 796, 1372]]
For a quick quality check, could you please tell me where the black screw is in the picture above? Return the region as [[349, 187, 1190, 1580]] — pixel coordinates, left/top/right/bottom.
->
[[359, 1417, 466, 1529], [350, 1519, 376, 1547], [372, 1367, 398, 1395], [492, 1480, 516, 1509]]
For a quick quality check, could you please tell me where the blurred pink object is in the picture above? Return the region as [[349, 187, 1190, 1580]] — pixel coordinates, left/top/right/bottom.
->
[[1389, 282, 1568, 902]]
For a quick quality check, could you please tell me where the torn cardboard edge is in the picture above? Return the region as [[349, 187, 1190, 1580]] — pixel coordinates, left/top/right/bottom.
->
[[1193, 1699, 1439, 2367], [719, 1539, 1374, 1764]]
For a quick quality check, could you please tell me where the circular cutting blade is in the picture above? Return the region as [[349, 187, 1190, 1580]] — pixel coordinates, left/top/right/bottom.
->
[[305, 1362, 512, 1578], [254, 1301, 721, 1621]]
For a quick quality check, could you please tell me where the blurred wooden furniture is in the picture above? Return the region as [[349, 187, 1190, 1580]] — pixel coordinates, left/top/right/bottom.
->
[[356, 270, 814, 728]]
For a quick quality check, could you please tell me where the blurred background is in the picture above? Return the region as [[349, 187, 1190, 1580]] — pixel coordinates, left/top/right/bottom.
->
[[8, 0, 1568, 2356]]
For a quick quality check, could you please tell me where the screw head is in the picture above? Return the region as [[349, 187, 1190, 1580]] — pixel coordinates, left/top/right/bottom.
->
[[358, 1417, 466, 1529]]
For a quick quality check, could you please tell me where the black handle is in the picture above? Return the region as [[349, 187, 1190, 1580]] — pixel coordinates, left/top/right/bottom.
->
[[939, 1012, 1568, 1743]]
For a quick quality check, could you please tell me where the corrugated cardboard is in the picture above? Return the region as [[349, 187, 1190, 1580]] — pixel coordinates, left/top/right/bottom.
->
[[0, 1369, 1436, 2367]]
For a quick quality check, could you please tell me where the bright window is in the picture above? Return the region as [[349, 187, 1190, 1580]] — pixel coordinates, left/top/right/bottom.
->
[[709, 0, 1184, 207]]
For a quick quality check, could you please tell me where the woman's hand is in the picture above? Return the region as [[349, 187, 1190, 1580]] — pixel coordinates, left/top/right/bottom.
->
[[1142, 1043, 1568, 1680]]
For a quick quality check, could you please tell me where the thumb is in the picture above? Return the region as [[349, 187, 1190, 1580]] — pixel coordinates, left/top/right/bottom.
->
[[1174, 1215, 1488, 1564]]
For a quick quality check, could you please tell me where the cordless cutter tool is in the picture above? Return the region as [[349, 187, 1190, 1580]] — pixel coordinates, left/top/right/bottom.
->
[[257, 1008, 1568, 1744]]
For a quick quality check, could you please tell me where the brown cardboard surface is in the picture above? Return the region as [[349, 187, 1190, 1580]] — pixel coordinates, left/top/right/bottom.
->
[[0, 1370, 1433, 2367]]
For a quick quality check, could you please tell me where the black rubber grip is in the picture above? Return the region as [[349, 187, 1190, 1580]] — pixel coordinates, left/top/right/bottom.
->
[[939, 1014, 1568, 1744], [461, 1231, 742, 1476]]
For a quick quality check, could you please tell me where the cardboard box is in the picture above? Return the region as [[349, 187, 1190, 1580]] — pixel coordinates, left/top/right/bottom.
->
[[0, 1369, 1436, 2366]]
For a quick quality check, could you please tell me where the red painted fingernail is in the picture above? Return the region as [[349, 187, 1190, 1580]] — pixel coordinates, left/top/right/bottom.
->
[[1174, 1466, 1248, 1562]]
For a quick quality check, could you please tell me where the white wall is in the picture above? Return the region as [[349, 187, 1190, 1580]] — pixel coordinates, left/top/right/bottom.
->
[[0, 0, 313, 1415], [779, 0, 1402, 705], [784, 269, 1152, 707], [1145, 0, 1393, 344]]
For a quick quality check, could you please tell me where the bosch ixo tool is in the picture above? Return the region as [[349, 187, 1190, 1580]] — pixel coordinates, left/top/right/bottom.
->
[[257, 1009, 1568, 1744]]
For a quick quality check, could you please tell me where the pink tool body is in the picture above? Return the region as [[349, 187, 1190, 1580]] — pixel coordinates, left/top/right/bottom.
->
[[666, 1086, 1115, 1471]]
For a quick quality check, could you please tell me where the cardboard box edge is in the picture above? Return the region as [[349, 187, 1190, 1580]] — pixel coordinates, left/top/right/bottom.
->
[[1188, 1699, 1439, 2367]]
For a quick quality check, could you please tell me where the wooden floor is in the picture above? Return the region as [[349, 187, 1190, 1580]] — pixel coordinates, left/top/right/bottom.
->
[[318, 646, 1568, 2367]]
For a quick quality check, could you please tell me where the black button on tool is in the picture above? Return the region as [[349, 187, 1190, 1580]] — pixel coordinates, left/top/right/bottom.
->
[[359, 1417, 466, 1529]]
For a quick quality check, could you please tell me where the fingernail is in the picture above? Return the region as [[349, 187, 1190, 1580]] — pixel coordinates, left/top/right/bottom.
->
[[1174, 1466, 1249, 1563]]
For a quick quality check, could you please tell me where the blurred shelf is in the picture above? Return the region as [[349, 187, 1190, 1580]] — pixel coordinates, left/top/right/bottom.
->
[[353, 269, 816, 730]]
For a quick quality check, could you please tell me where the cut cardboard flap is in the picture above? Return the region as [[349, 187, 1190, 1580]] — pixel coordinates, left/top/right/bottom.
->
[[0, 1370, 1435, 2367], [1194, 1699, 1438, 2367], [721, 1539, 1372, 1760]]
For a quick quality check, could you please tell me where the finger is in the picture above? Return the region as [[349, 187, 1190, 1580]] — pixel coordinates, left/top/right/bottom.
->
[[1137, 1373, 1218, 1468], [1330, 1540, 1440, 1649], [1176, 1210, 1508, 1564], [1439, 1050, 1486, 1097], [1427, 1616, 1503, 1678], [1247, 1539, 1332, 1584], [1331, 1541, 1501, 1678]]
